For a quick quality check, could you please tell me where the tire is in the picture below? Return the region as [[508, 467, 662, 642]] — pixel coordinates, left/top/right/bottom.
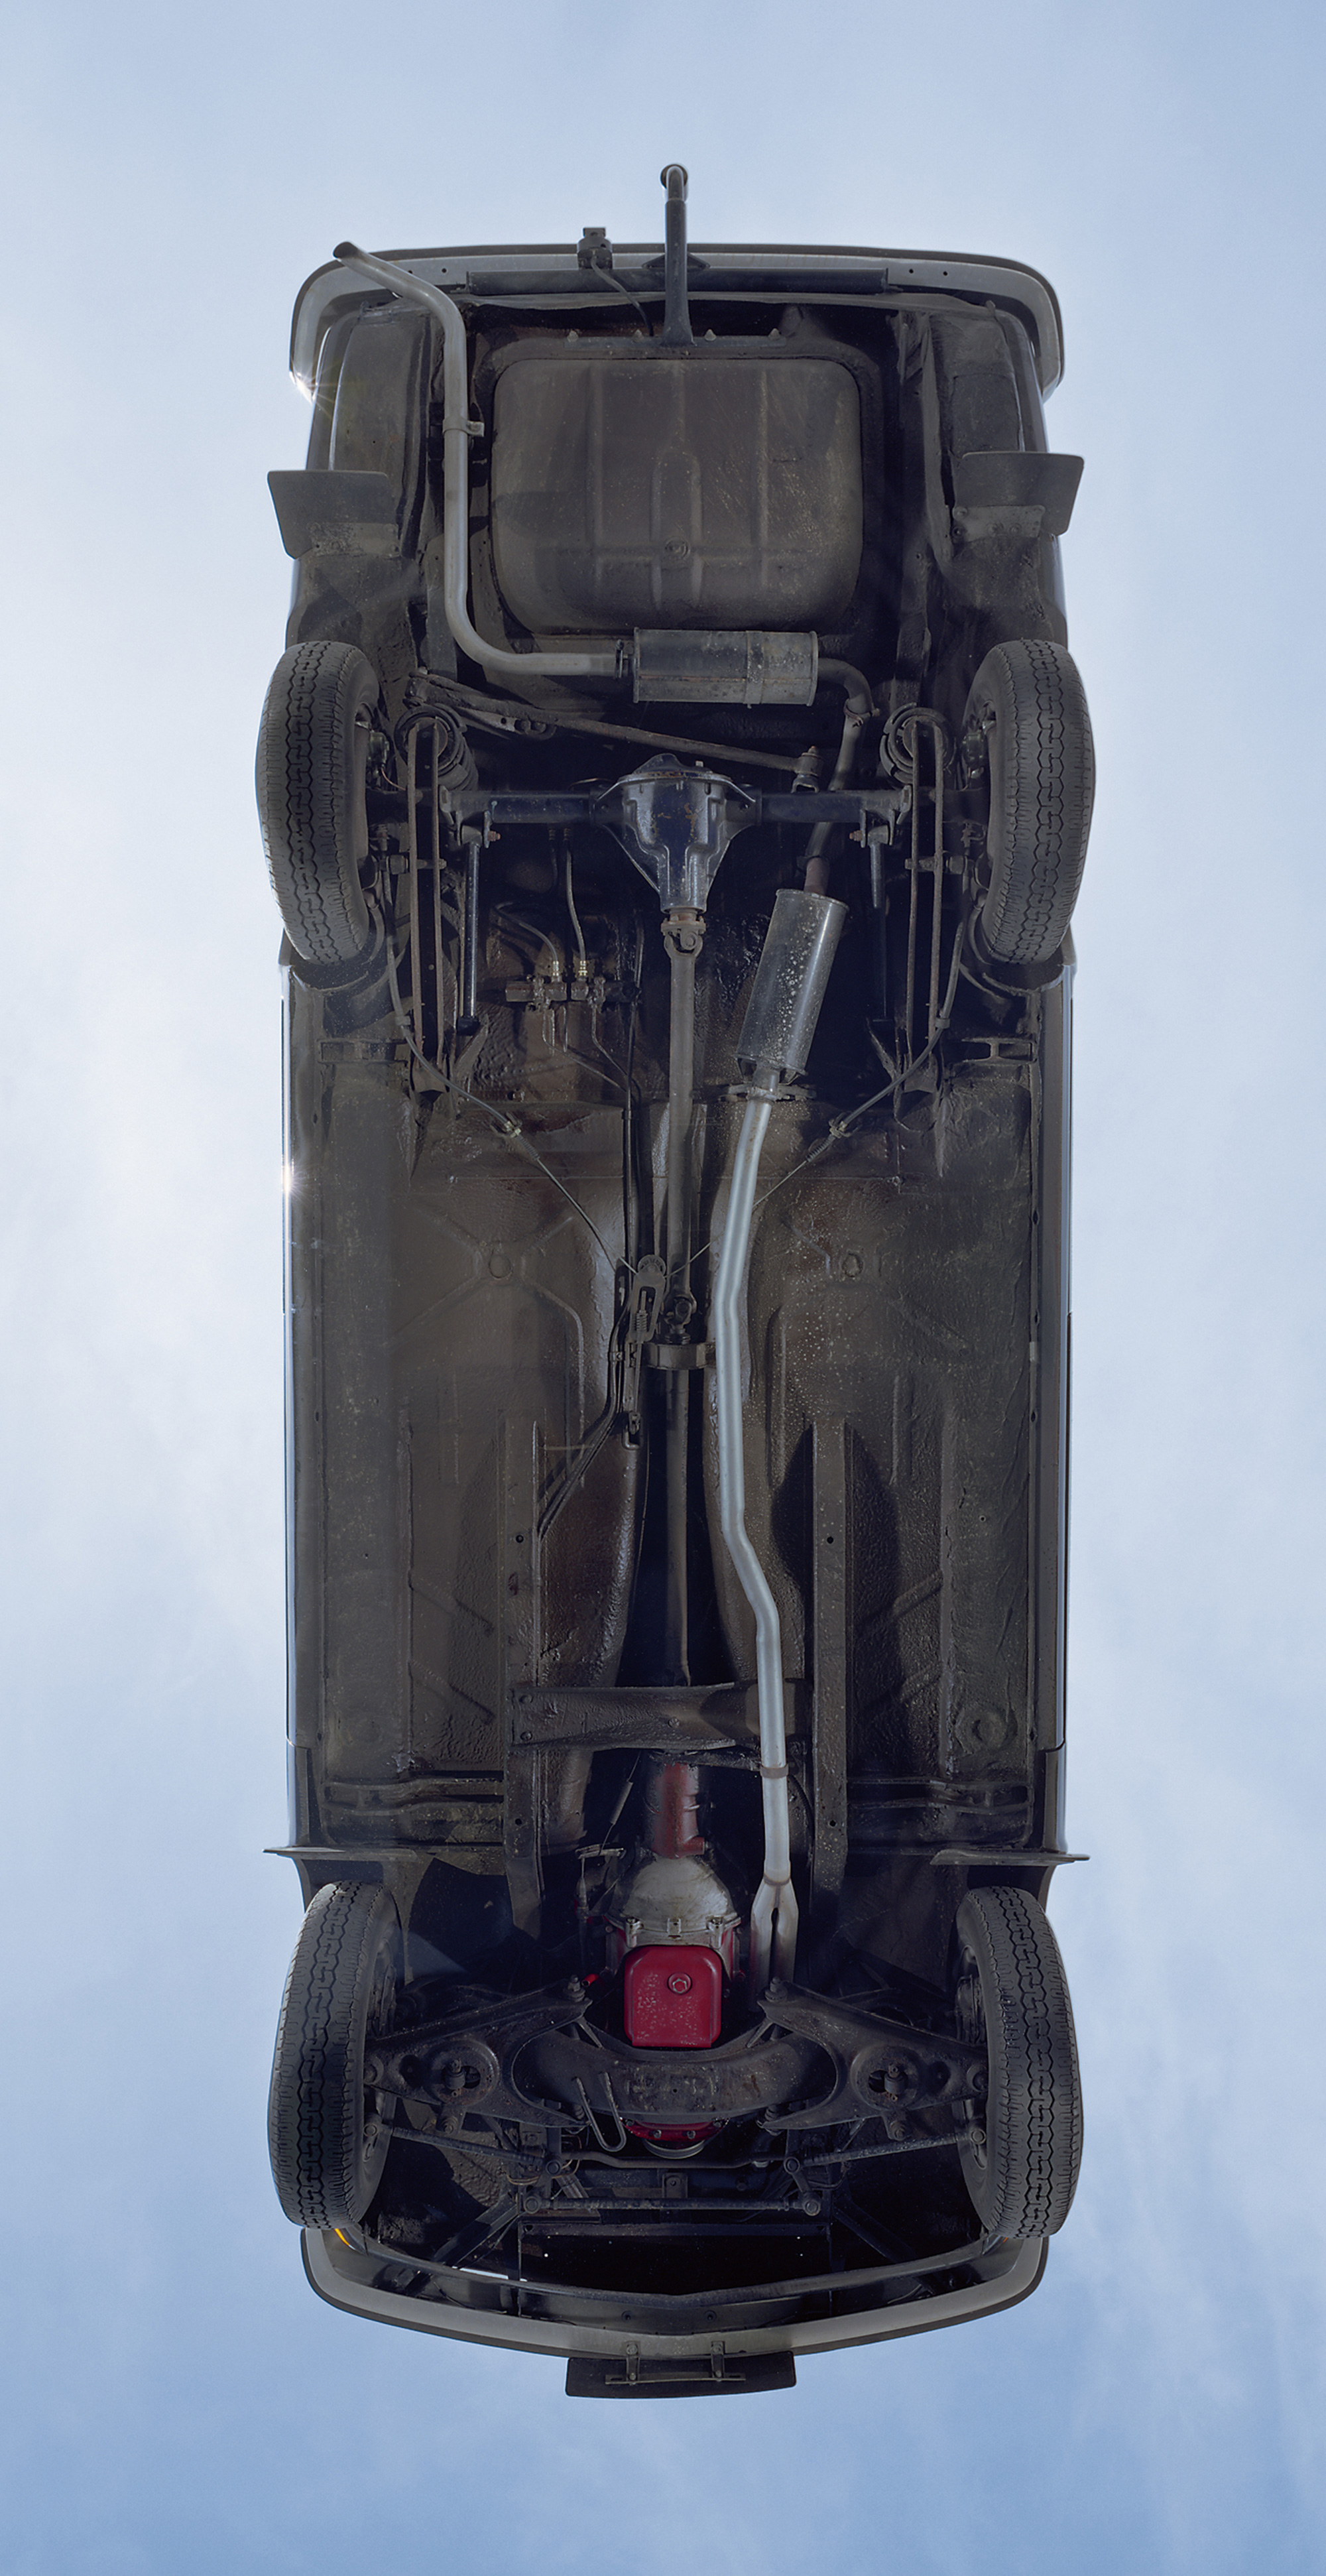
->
[[267, 1882, 401, 2228], [256, 640, 379, 964], [952, 1885, 1083, 2239], [965, 639, 1094, 966]]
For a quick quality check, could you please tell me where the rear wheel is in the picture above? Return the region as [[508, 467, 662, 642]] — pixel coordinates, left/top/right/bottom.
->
[[267, 1882, 401, 2228], [965, 638, 1094, 966], [256, 639, 379, 964], [953, 1885, 1083, 2239]]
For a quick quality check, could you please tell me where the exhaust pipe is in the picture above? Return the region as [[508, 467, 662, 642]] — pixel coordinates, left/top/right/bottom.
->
[[712, 892, 847, 1993], [333, 242, 623, 685]]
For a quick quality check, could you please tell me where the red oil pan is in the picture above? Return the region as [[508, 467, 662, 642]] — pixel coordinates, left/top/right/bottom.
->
[[623, 1944, 723, 2048]]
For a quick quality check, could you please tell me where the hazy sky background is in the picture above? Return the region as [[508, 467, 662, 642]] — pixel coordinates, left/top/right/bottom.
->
[[3, 3, 1323, 2568]]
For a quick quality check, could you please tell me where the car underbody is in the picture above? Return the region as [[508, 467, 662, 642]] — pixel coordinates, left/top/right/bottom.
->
[[259, 170, 1089, 2393]]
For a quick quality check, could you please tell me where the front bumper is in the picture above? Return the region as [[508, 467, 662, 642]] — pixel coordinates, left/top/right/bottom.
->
[[303, 2224, 1047, 2382]]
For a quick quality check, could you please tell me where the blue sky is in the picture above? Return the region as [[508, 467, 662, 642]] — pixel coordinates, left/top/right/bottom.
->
[[3, 3, 1324, 2567]]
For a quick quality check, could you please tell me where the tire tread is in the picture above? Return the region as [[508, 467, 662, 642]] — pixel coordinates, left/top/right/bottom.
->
[[256, 641, 377, 964], [956, 1884, 1083, 2239], [971, 639, 1094, 965], [268, 1882, 396, 2229]]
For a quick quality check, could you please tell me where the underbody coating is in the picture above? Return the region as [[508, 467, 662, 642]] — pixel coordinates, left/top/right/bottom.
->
[[265, 195, 1084, 2382]]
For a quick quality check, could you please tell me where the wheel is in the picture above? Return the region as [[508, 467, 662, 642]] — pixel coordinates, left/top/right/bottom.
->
[[267, 1882, 402, 2228], [256, 640, 379, 964], [964, 638, 1094, 966], [952, 1885, 1083, 2239]]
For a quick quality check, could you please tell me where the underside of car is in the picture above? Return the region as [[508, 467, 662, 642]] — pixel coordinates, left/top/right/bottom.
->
[[258, 169, 1091, 2394]]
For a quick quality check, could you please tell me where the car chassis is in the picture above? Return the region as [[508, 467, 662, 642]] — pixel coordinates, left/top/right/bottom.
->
[[259, 168, 1090, 2396]]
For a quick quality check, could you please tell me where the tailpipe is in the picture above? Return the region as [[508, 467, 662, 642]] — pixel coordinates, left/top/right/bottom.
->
[[714, 890, 848, 1994]]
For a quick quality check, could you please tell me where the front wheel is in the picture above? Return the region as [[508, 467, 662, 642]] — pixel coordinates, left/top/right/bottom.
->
[[953, 1884, 1083, 2240], [964, 638, 1094, 967], [267, 1882, 401, 2228]]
